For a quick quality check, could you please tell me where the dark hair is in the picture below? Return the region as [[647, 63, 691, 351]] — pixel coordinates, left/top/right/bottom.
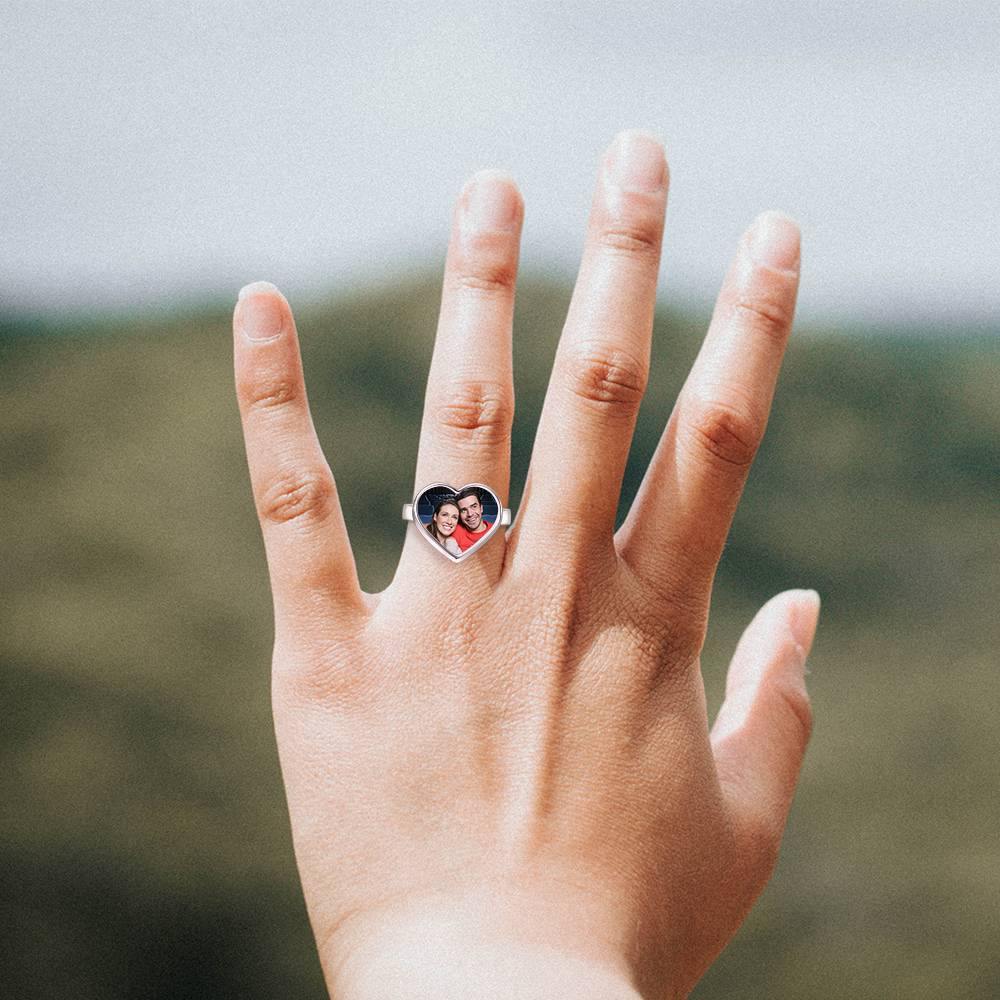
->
[[454, 487, 482, 506], [426, 498, 460, 540]]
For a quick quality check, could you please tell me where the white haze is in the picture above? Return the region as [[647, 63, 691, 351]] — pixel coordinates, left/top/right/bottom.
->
[[2, 1, 998, 327]]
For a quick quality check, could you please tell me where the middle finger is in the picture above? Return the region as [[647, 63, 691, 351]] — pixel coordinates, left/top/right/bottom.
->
[[514, 131, 668, 562]]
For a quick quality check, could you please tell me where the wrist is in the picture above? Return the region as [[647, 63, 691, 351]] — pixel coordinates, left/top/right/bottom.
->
[[322, 886, 645, 1000], [336, 936, 643, 1000]]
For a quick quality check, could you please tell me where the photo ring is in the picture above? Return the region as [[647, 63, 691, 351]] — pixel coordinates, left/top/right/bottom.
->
[[402, 482, 511, 561]]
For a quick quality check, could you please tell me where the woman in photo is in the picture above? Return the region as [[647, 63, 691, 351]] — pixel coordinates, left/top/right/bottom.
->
[[425, 498, 462, 557]]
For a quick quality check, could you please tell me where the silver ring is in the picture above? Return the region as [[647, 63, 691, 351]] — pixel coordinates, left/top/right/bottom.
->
[[403, 483, 511, 561]]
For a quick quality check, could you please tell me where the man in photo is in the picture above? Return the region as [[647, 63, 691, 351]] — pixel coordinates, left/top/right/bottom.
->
[[452, 488, 494, 552]]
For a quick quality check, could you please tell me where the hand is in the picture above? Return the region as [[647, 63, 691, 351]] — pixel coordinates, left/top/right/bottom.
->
[[232, 130, 818, 999]]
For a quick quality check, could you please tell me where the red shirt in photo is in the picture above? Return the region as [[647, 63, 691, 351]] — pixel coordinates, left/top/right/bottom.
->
[[451, 521, 493, 552]]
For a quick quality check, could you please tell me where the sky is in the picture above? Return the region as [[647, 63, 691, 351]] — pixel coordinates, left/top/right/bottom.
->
[[2, 1, 998, 327]]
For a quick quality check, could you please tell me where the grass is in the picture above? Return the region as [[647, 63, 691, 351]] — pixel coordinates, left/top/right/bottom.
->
[[1, 279, 998, 998]]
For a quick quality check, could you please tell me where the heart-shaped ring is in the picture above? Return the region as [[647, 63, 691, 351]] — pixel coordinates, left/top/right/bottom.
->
[[402, 483, 512, 562]]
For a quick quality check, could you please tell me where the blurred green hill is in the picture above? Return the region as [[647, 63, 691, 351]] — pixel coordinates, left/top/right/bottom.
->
[[1, 281, 998, 999]]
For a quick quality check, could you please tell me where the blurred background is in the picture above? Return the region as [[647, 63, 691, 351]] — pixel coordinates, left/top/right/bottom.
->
[[2, 2, 997, 997]]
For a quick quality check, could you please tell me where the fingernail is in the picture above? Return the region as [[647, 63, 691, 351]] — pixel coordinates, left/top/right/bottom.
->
[[787, 589, 821, 670], [606, 130, 666, 193], [238, 280, 280, 301], [748, 211, 800, 272], [461, 170, 521, 234], [238, 284, 284, 342]]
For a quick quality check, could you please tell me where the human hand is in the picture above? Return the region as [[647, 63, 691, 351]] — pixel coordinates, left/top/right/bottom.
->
[[232, 130, 818, 999]]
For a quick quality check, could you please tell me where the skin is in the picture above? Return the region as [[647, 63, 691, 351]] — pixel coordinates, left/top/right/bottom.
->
[[233, 130, 818, 999], [432, 502, 460, 541], [457, 494, 486, 533]]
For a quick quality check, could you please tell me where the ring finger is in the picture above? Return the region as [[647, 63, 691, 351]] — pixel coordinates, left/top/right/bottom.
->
[[401, 170, 524, 580]]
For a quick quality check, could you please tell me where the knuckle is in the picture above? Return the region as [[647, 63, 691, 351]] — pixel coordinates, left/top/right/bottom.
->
[[732, 290, 794, 343], [650, 607, 706, 666], [517, 560, 594, 645], [684, 396, 762, 470], [740, 805, 784, 875], [258, 470, 334, 527], [451, 257, 518, 297], [241, 374, 299, 415], [633, 616, 700, 678], [562, 344, 648, 418], [277, 645, 374, 711], [626, 585, 707, 674], [774, 677, 814, 746], [434, 380, 513, 446], [596, 222, 661, 260]]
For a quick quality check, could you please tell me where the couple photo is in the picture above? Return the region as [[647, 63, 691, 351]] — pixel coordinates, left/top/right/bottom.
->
[[422, 487, 496, 558]]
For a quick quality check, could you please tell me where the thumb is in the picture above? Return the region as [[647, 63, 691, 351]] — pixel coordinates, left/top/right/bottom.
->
[[711, 589, 820, 860]]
